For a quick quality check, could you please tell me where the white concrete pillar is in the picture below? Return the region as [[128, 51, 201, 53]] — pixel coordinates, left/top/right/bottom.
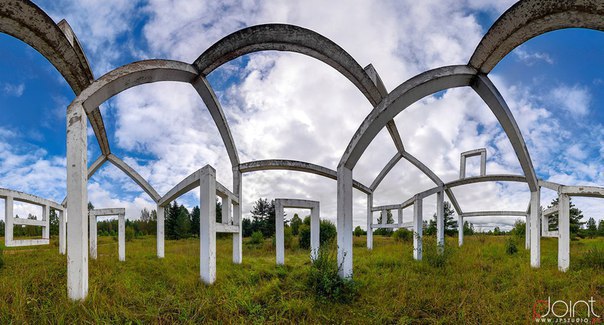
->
[[460, 156, 466, 179], [413, 197, 423, 260], [275, 201, 285, 265], [42, 205, 50, 239], [221, 195, 230, 224], [66, 102, 88, 300], [310, 205, 320, 262], [436, 190, 444, 253], [458, 215, 464, 247], [366, 193, 373, 250], [480, 151, 486, 176], [525, 214, 530, 250], [59, 210, 66, 255], [558, 193, 570, 272], [199, 165, 217, 284], [118, 214, 125, 262], [5, 196, 13, 246], [380, 210, 387, 224], [89, 214, 97, 260], [397, 208, 403, 226], [232, 167, 243, 264], [156, 205, 164, 258], [336, 166, 353, 278], [529, 189, 541, 268]]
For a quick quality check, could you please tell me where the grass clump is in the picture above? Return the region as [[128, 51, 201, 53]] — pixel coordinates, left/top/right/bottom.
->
[[249, 231, 264, 246], [505, 238, 518, 255], [307, 247, 357, 303], [0, 244, 4, 269], [393, 228, 413, 242], [423, 237, 451, 268], [577, 247, 604, 269]]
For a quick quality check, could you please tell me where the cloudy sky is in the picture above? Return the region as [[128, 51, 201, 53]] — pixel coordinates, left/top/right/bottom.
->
[[0, 0, 602, 231]]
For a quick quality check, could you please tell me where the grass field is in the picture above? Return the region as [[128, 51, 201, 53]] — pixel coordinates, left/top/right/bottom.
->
[[0, 234, 603, 323]]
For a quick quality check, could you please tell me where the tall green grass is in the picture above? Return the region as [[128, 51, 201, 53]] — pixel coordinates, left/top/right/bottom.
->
[[0, 235, 602, 322]]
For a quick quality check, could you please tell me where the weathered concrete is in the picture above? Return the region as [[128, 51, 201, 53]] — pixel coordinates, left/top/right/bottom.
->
[[458, 214, 464, 247], [366, 193, 373, 250], [275, 199, 320, 264], [59, 210, 66, 255], [460, 148, 486, 179], [529, 190, 541, 268], [107, 154, 161, 202], [239, 159, 371, 194], [199, 165, 217, 284], [413, 197, 423, 260], [436, 191, 444, 253], [156, 205, 165, 258], [232, 167, 243, 264], [336, 166, 353, 278], [558, 194, 570, 272], [89, 208, 126, 261]]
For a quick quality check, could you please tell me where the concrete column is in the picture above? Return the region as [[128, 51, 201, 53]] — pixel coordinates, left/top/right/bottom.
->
[[460, 156, 466, 179], [275, 201, 285, 265], [436, 190, 445, 253], [156, 205, 164, 258], [5, 196, 13, 246], [310, 206, 320, 262], [59, 210, 66, 255], [336, 166, 353, 278], [413, 197, 423, 260], [380, 210, 387, 224], [118, 214, 125, 262], [525, 215, 530, 250], [66, 103, 88, 300], [529, 189, 541, 268], [221, 195, 231, 224], [199, 165, 217, 284], [458, 215, 464, 247], [366, 193, 373, 250], [397, 208, 403, 225], [232, 167, 243, 264], [558, 193, 570, 272], [541, 213, 548, 235], [89, 214, 97, 260], [42, 205, 50, 239], [480, 151, 486, 176]]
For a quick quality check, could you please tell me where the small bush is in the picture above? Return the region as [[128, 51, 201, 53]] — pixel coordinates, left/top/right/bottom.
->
[[505, 237, 518, 255], [577, 247, 604, 270], [423, 237, 451, 268], [249, 231, 264, 245], [307, 247, 357, 303], [393, 228, 412, 242], [299, 220, 337, 250]]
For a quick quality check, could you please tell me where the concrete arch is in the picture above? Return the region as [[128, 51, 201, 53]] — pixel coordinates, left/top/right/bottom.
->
[[193, 24, 406, 152], [469, 0, 604, 74], [338, 65, 538, 192], [0, 1, 110, 154], [106, 154, 161, 203], [73, 59, 240, 167], [239, 159, 372, 194]]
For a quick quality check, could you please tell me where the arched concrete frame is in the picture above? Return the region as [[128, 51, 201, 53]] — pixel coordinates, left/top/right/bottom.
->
[[193, 24, 406, 153], [0, 0, 110, 154], [469, 0, 604, 74], [239, 159, 372, 194], [336, 65, 538, 277], [65, 59, 241, 300]]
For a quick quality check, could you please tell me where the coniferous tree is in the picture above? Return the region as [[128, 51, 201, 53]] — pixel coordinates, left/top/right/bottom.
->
[[374, 210, 394, 236], [546, 198, 585, 235], [191, 206, 200, 236], [49, 209, 59, 236], [426, 202, 457, 236], [598, 219, 604, 237], [249, 198, 276, 237], [586, 217, 597, 238]]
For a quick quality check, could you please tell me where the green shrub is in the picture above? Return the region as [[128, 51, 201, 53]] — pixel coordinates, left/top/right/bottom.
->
[[353, 226, 365, 237], [299, 220, 337, 250], [125, 226, 135, 242], [307, 247, 357, 303], [393, 228, 413, 242], [423, 237, 451, 268], [249, 231, 264, 245], [505, 237, 518, 255], [577, 247, 604, 269]]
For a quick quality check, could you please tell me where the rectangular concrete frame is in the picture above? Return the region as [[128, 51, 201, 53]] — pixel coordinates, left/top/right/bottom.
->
[[3, 195, 52, 247], [274, 198, 320, 264], [459, 148, 487, 179], [89, 208, 126, 262]]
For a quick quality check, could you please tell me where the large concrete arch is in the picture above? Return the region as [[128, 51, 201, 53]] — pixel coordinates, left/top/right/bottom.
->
[[0, 0, 110, 154], [239, 159, 372, 194], [74, 59, 240, 168], [193, 24, 405, 153], [469, 0, 604, 74]]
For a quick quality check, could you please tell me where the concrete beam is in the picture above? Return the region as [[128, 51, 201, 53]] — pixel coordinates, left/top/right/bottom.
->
[[239, 159, 372, 194], [0, 188, 64, 211], [469, 0, 604, 74], [445, 174, 526, 188], [107, 154, 161, 202], [462, 211, 527, 218], [560, 185, 604, 198]]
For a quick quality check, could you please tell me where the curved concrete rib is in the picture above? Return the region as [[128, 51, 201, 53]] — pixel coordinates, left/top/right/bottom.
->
[[72, 59, 240, 167], [370, 153, 403, 190], [0, 188, 64, 211], [446, 174, 526, 188], [469, 0, 604, 74], [194, 24, 404, 153], [239, 159, 372, 195], [106, 154, 161, 203], [0, 0, 110, 155], [463, 211, 527, 217], [338, 65, 538, 192], [401, 152, 444, 186]]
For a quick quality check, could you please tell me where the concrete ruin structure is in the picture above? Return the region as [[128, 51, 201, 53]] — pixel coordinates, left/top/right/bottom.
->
[[89, 208, 126, 261], [274, 199, 321, 264], [0, 0, 603, 300]]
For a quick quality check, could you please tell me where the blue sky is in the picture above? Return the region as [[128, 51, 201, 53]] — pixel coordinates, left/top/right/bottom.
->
[[0, 0, 602, 230]]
